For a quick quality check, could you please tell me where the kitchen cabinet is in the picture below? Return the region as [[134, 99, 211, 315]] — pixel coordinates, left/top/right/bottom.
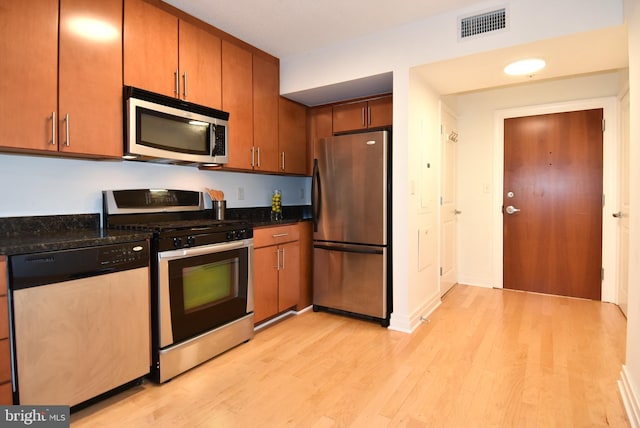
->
[[253, 55, 280, 172], [308, 105, 333, 173], [222, 40, 254, 170], [0, 256, 11, 404], [278, 97, 308, 175], [124, 0, 222, 108], [297, 221, 313, 310], [332, 95, 393, 134], [0, 0, 122, 158], [222, 41, 280, 172], [253, 224, 301, 324]]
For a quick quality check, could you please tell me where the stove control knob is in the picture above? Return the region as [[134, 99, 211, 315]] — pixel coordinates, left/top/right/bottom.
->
[[226, 231, 236, 240], [237, 229, 246, 239], [173, 237, 183, 248], [186, 236, 196, 247]]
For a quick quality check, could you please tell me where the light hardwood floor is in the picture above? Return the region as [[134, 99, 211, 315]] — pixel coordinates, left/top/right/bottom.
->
[[71, 285, 629, 427]]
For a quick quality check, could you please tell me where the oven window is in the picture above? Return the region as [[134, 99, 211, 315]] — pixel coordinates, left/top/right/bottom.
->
[[167, 247, 249, 344], [183, 259, 238, 312]]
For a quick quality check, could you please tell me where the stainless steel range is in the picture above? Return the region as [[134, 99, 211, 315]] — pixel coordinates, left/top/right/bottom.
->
[[103, 189, 254, 383]]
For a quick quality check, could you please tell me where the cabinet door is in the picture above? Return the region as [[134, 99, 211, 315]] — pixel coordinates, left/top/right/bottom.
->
[[278, 241, 300, 312], [368, 96, 393, 129], [297, 221, 313, 309], [58, 0, 122, 158], [178, 20, 222, 109], [308, 105, 333, 172], [279, 97, 308, 175], [124, 0, 178, 98], [253, 55, 279, 172], [332, 101, 367, 134], [0, 0, 58, 152], [253, 246, 279, 323], [222, 41, 253, 170]]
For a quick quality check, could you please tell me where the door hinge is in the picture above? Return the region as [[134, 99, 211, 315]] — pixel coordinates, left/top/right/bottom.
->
[[440, 267, 443, 276], [602, 118, 606, 132], [440, 196, 443, 206], [601, 267, 605, 281], [602, 193, 606, 207]]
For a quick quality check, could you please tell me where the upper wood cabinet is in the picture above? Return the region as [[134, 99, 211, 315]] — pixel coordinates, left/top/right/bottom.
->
[[308, 105, 333, 172], [278, 97, 308, 175], [332, 95, 392, 134], [222, 41, 280, 173], [0, 0, 123, 158], [253, 55, 280, 173], [221, 41, 254, 170], [124, 0, 222, 108]]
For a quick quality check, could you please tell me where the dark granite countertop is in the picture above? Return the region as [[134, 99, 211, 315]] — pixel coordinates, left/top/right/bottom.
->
[[226, 205, 312, 228], [0, 214, 151, 256]]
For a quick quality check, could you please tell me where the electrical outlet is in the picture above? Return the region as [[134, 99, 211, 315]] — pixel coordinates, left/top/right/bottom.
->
[[237, 187, 245, 200], [299, 188, 305, 200]]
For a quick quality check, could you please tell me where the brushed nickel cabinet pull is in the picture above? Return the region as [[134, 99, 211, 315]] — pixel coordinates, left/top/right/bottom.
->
[[64, 114, 70, 147], [51, 112, 56, 146]]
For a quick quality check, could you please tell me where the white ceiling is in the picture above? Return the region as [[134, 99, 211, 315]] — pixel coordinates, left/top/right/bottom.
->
[[163, 0, 628, 104]]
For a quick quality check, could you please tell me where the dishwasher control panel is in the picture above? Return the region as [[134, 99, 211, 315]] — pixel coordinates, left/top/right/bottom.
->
[[10, 241, 150, 290]]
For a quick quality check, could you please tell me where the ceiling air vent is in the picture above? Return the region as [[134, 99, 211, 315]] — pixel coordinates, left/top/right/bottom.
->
[[459, 7, 507, 39]]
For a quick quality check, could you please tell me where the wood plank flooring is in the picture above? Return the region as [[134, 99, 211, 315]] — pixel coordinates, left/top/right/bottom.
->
[[71, 285, 629, 427]]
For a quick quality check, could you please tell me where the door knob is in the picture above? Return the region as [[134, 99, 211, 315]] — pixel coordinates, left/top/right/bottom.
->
[[454, 209, 462, 215], [612, 211, 623, 218], [505, 205, 521, 215]]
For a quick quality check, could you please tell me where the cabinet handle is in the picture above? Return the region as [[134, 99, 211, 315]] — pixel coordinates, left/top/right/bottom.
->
[[251, 147, 255, 167], [281, 248, 285, 270], [50, 112, 56, 146], [367, 106, 371, 126], [64, 114, 70, 147], [361, 107, 365, 127], [274, 248, 280, 270], [174, 69, 179, 97], [272, 233, 289, 238], [183, 71, 188, 99], [281, 152, 285, 171], [257, 147, 261, 168]]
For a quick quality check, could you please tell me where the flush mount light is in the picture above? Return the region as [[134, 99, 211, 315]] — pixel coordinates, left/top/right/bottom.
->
[[504, 58, 546, 76]]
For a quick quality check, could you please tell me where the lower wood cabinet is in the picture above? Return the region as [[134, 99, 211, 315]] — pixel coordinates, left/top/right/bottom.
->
[[253, 224, 302, 324], [0, 256, 11, 404]]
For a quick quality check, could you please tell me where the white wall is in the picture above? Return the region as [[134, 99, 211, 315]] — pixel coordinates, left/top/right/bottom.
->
[[389, 70, 441, 332], [0, 153, 310, 218], [451, 71, 623, 287], [621, 0, 640, 425]]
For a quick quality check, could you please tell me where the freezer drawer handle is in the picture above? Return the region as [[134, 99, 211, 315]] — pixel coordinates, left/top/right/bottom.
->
[[314, 244, 383, 255]]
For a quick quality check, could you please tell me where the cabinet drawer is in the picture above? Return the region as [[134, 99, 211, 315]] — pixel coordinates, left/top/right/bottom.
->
[[254, 224, 299, 248]]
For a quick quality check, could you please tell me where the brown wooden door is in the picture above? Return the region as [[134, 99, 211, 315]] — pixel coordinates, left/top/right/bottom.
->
[[503, 109, 603, 300], [367, 96, 393, 129], [278, 241, 300, 311], [333, 101, 367, 133], [253, 246, 279, 324]]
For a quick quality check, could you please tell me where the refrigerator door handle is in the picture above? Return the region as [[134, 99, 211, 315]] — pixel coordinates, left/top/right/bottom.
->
[[314, 243, 384, 255], [312, 159, 321, 232]]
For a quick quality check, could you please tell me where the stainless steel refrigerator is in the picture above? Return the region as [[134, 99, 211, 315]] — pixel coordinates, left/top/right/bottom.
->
[[312, 130, 391, 326]]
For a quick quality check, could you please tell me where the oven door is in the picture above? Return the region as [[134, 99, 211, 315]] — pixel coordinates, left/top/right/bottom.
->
[[157, 239, 253, 348]]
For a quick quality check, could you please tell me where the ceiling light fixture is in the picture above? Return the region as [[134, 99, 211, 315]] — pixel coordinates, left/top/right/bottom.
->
[[503, 58, 546, 76]]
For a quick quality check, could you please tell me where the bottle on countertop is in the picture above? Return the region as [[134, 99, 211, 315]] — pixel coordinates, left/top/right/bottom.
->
[[271, 189, 282, 221]]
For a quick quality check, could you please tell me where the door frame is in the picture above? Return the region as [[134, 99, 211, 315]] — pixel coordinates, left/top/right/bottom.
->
[[492, 97, 619, 302]]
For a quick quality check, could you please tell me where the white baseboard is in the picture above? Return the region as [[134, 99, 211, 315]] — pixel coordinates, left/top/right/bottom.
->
[[619, 365, 640, 428], [388, 292, 441, 333]]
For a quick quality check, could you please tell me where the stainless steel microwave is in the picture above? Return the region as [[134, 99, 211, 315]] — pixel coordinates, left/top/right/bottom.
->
[[124, 86, 229, 166]]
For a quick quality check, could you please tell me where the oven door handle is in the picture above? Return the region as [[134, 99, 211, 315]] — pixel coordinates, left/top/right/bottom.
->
[[158, 239, 253, 260]]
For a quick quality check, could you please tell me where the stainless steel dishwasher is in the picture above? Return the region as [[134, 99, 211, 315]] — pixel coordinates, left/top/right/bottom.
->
[[9, 241, 151, 406]]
